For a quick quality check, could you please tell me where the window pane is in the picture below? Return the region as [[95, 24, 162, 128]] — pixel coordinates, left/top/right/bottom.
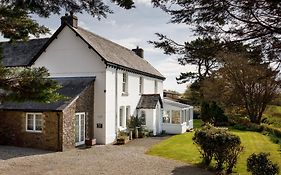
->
[[35, 114, 42, 131], [171, 111, 181, 124], [80, 115, 85, 141], [27, 114, 34, 130], [163, 111, 171, 123], [119, 108, 124, 127], [140, 111, 146, 125]]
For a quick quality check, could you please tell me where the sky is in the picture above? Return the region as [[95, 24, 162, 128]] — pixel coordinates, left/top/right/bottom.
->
[[18, 1, 197, 93]]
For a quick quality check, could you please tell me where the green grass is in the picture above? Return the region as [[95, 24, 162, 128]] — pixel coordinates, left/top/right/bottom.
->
[[147, 131, 281, 175], [193, 119, 203, 129], [263, 105, 281, 128]]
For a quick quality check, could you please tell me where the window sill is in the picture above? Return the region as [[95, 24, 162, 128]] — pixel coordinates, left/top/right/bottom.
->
[[26, 130, 42, 133], [118, 127, 127, 131], [122, 92, 129, 96]]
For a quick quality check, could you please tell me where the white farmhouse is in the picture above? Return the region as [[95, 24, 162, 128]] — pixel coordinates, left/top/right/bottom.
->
[[0, 14, 193, 151]]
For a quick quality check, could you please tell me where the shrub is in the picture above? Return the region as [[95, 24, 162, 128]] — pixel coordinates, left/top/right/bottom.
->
[[200, 101, 228, 126], [193, 124, 243, 173], [247, 152, 279, 175]]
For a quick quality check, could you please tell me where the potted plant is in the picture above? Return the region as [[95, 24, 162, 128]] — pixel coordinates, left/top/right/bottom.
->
[[116, 130, 129, 145]]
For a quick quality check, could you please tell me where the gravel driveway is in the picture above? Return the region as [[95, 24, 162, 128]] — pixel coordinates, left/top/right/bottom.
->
[[0, 137, 213, 175]]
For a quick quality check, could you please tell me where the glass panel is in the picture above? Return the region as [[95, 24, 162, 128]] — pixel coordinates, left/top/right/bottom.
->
[[119, 108, 123, 127], [75, 115, 79, 142], [35, 114, 42, 131], [163, 111, 171, 123], [27, 114, 34, 130], [171, 110, 181, 124], [140, 111, 146, 125], [80, 114, 85, 142]]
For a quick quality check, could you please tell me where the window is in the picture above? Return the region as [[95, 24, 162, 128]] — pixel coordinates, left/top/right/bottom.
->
[[140, 110, 146, 125], [171, 110, 181, 124], [126, 106, 130, 125], [139, 77, 143, 94], [26, 113, 43, 132], [119, 107, 125, 127], [122, 72, 128, 94], [163, 111, 171, 123], [154, 80, 158, 94]]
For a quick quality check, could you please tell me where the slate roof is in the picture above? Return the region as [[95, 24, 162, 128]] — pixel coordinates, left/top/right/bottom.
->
[[163, 98, 192, 109], [0, 38, 49, 67], [0, 24, 165, 80], [72, 27, 165, 80], [136, 94, 163, 109], [0, 77, 95, 111]]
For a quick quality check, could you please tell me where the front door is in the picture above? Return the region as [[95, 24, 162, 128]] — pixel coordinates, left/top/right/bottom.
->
[[75, 112, 85, 146]]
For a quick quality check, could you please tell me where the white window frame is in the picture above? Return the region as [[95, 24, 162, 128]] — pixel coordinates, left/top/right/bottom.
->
[[126, 106, 131, 127], [122, 72, 128, 94], [119, 106, 125, 128], [139, 77, 143, 94], [75, 112, 86, 146], [26, 113, 43, 133]]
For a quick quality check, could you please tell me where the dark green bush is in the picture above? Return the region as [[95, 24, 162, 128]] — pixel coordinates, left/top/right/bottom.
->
[[247, 152, 279, 175], [200, 101, 228, 126], [193, 124, 243, 173]]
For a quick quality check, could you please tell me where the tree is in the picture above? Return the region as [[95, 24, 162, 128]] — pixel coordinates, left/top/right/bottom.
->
[[150, 36, 222, 84], [0, 0, 134, 103], [202, 52, 281, 124], [1, 0, 134, 41], [0, 49, 62, 103], [152, 0, 281, 62]]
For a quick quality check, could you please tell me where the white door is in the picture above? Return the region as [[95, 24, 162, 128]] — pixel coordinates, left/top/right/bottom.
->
[[75, 113, 85, 146]]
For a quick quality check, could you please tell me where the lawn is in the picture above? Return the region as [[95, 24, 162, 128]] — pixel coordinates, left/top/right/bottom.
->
[[263, 105, 281, 128], [147, 130, 281, 175]]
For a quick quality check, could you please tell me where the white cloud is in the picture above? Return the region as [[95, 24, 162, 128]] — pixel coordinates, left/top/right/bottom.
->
[[134, 0, 152, 6], [113, 37, 142, 49]]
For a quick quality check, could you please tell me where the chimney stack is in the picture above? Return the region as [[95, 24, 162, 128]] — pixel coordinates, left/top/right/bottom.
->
[[132, 46, 144, 58], [61, 12, 78, 28]]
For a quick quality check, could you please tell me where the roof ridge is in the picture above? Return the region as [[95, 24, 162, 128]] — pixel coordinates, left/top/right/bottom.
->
[[0, 38, 49, 44]]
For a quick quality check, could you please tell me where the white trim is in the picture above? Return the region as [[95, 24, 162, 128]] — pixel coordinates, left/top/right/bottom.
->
[[75, 112, 86, 146], [25, 113, 43, 133]]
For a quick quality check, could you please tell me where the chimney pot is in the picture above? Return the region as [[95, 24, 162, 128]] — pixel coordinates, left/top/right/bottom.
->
[[61, 12, 78, 28], [132, 46, 144, 58]]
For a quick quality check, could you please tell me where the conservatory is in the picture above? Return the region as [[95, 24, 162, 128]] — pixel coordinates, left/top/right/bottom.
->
[[162, 99, 193, 134]]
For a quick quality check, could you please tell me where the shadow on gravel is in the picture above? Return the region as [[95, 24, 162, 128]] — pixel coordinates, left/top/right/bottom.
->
[[171, 165, 213, 175], [0, 145, 52, 160]]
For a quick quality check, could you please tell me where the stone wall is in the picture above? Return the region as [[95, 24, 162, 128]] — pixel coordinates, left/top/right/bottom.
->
[[61, 82, 94, 150], [0, 111, 62, 151]]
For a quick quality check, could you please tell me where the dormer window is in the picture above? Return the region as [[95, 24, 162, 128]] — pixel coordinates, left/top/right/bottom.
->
[[122, 72, 128, 94], [139, 77, 143, 94]]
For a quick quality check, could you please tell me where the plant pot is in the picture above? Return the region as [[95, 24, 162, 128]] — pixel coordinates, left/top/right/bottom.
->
[[85, 139, 96, 146], [116, 137, 129, 145]]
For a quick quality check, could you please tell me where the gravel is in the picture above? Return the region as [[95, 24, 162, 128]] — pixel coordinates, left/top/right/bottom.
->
[[0, 137, 213, 175]]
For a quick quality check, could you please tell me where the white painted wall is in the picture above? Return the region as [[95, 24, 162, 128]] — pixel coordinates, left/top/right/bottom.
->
[[162, 123, 187, 134], [105, 67, 164, 142], [33, 26, 107, 144]]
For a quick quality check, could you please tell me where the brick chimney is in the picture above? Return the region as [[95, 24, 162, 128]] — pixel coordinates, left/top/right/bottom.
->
[[61, 12, 78, 28], [132, 46, 144, 58]]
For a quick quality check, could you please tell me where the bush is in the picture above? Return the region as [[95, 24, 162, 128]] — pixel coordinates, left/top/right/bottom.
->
[[193, 124, 243, 173], [247, 152, 279, 175], [200, 101, 228, 126]]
